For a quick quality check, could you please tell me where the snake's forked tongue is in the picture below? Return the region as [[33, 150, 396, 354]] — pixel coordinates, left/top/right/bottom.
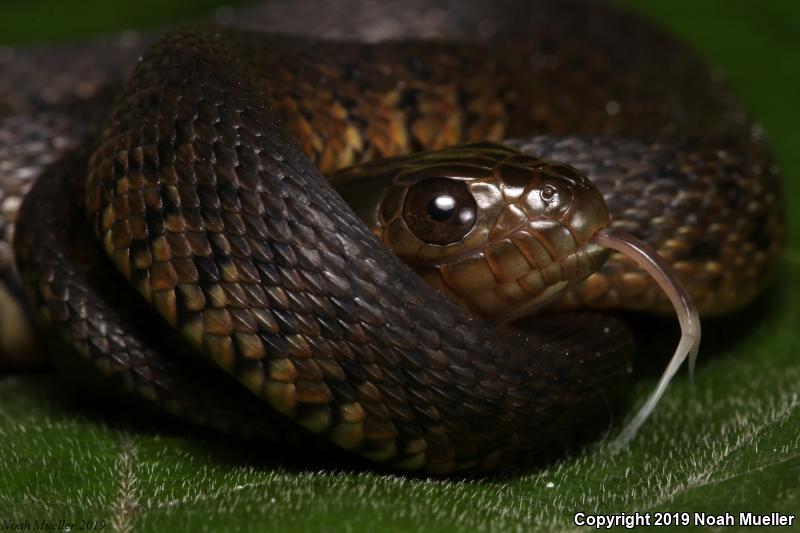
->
[[590, 228, 701, 450]]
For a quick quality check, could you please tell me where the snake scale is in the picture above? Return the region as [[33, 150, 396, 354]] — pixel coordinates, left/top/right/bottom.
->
[[0, 0, 784, 474]]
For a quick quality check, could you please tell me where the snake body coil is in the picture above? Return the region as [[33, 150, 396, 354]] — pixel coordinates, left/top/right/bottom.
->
[[3, 0, 785, 474]]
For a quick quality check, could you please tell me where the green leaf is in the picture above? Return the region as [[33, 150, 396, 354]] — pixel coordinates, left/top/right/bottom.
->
[[1, 1, 798, 531]]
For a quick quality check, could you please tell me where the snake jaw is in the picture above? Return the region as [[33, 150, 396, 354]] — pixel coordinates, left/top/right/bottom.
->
[[407, 218, 611, 321]]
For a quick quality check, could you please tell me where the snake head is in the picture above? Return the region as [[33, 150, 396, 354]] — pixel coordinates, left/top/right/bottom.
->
[[333, 142, 611, 321]]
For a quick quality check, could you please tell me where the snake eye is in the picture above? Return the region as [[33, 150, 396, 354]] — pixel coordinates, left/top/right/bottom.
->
[[403, 177, 477, 245]]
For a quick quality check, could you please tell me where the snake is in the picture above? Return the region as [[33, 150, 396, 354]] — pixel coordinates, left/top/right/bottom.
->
[[0, 0, 784, 475]]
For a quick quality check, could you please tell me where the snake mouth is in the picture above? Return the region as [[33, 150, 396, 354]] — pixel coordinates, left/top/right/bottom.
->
[[415, 220, 610, 321]]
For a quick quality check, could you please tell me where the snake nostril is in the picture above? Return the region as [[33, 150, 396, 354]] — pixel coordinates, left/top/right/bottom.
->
[[540, 184, 556, 201]]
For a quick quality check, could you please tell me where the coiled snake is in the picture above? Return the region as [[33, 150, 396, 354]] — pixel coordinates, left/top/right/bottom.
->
[[0, 0, 784, 474]]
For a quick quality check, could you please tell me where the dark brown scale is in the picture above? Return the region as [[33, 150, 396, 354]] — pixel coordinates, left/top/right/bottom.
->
[[13, 148, 320, 444]]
